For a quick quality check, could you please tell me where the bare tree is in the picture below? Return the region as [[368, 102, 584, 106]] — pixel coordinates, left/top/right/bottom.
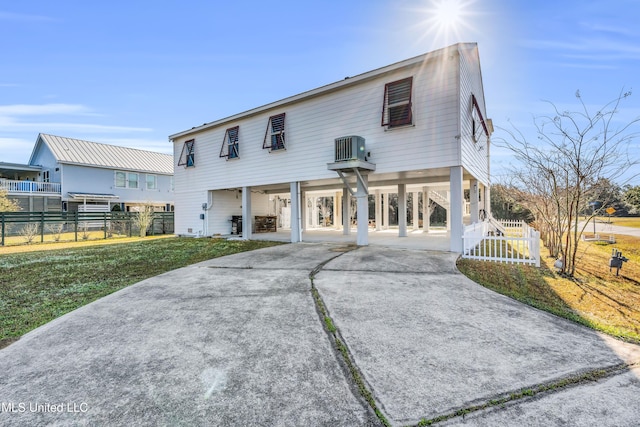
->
[[134, 203, 155, 237], [497, 89, 640, 276], [0, 188, 21, 212]]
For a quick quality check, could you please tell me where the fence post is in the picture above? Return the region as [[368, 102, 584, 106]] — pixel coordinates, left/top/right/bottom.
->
[[40, 211, 45, 243], [74, 211, 78, 242], [1, 213, 4, 246], [104, 213, 107, 240]]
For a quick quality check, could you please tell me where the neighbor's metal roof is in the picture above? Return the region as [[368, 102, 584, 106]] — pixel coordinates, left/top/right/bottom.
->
[[34, 134, 173, 175]]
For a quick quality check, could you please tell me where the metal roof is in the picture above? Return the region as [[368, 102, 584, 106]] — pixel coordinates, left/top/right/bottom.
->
[[33, 134, 173, 175]]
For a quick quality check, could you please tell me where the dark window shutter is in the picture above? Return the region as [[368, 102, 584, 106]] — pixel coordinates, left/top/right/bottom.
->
[[382, 77, 413, 127], [263, 113, 286, 150]]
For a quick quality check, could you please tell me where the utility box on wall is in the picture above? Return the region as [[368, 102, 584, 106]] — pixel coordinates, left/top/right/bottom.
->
[[334, 136, 366, 162]]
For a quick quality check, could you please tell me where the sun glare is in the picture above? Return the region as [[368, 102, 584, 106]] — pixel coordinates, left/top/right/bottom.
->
[[413, 0, 478, 49], [434, 0, 464, 30]]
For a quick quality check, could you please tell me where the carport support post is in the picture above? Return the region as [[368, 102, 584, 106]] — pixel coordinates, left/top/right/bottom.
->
[[333, 191, 341, 230], [412, 191, 419, 230], [374, 189, 381, 231], [356, 173, 369, 245], [450, 166, 464, 252], [290, 182, 302, 243], [470, 179, 479, 223], [383, 193, 389, 230], [342, 187, 350, 235], [242, 186, 252, 240], [398, 184, 407, 237], [423, 187, 430, 233]]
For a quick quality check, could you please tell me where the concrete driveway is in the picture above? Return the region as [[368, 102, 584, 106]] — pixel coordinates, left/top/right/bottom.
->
[[1, 243, 639, 426]]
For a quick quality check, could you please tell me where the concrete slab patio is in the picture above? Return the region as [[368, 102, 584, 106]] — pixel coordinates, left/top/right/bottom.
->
[[1, 242, 639, 426]]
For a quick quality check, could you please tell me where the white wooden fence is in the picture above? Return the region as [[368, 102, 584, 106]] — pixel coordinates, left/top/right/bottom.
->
[[462, 219, 541, 267]]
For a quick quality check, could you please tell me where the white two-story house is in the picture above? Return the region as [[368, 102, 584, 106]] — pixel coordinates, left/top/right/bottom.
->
[[169, 43, 492, 252], [1, 134, 174, 212]]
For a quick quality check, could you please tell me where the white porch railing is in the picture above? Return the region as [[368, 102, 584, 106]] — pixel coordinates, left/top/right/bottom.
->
[[0, 179, 61, 194], [462, 219, 541, 267]]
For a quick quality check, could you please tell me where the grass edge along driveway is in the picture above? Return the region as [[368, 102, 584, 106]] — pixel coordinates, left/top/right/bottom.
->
[[0, 237, 284, 349]]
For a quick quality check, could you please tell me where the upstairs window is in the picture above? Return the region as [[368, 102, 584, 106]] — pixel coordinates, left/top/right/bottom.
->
[[219, 126, 240, 159], [471, 94, 489, 143], [42, 170, 50, 183], [381, 77, 413, 128], [263, 113, 286, 151], [178, 139, 195, 167]]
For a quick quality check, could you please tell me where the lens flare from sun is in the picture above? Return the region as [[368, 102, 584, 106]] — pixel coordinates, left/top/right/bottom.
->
[[416, 0, 477, 48]]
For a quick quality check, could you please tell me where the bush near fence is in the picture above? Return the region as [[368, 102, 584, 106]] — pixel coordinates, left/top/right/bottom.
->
[[1, 212, 174, 246]]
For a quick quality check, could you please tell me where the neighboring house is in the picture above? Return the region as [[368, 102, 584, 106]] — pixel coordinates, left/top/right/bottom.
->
[[169, 43, 492, 252], [0, 134, 174, 212]]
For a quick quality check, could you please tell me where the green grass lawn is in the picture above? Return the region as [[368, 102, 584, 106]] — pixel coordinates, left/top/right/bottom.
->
[[0, 237, 283, 348], [458, 233, 640, 344]]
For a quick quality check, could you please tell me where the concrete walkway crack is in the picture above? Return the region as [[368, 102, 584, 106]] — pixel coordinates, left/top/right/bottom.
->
[[413, 362, 639, 426], [308, 246, 390, 427]]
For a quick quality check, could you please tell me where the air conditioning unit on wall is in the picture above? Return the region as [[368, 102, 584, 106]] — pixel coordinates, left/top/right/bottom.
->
[[334, 136, 366, 162]]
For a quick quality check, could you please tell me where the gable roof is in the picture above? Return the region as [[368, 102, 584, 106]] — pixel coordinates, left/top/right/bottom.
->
[[30, 134, 173, 175]]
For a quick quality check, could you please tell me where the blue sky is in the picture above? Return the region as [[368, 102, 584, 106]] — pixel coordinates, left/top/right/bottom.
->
[[1, 0, 639, 185]]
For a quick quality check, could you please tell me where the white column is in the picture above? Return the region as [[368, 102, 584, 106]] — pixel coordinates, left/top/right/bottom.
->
[[446, 190, 451, 231], [301, 191, 307, 231], [398, 184, 407, 237], [485, 184, 491, 217], [412, 191, 419, 231], [242, 186, 252, 240], [334, 192, 341, 230], [343, 187, 350, 235], [470, 179, 479, 223], [423, 186, 430, 233], [356, 174, 369, 245], [450, 166, 464, 252], [290, 182, 301, 243], [375, 189, 381, 231], [383, 193, 389, 230], [311, 197, 318, 228]]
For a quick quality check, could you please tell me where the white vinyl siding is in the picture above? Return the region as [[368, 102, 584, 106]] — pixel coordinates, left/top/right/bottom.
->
[[459, 45, 490, 185], [172, 59, 459, 192]]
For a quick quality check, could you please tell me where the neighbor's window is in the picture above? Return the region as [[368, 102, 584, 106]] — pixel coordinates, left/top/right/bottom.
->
[[219, 126, 240, 159], [381, 77, 413, 128], [128, 173, 139, 189], [262, 113, 286, 151], [42, 170, 50, 183], [146, 174, 157, 190], [178, 139, 195, 167], [115, 171, 127, 188], [115, 171, 139, 189]]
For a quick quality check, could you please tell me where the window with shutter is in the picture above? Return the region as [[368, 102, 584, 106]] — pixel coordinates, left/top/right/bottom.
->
[[381, 77, 413, 128], [471, 94, 488, 143], [178, 139, 195, 167], [219, 126, 240, 159], [263, 113, 286, 151]]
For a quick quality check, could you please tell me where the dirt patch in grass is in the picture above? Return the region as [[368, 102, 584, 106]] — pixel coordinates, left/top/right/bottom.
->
[[458, 234, 640, 344], [0, 237, 284, 348]]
